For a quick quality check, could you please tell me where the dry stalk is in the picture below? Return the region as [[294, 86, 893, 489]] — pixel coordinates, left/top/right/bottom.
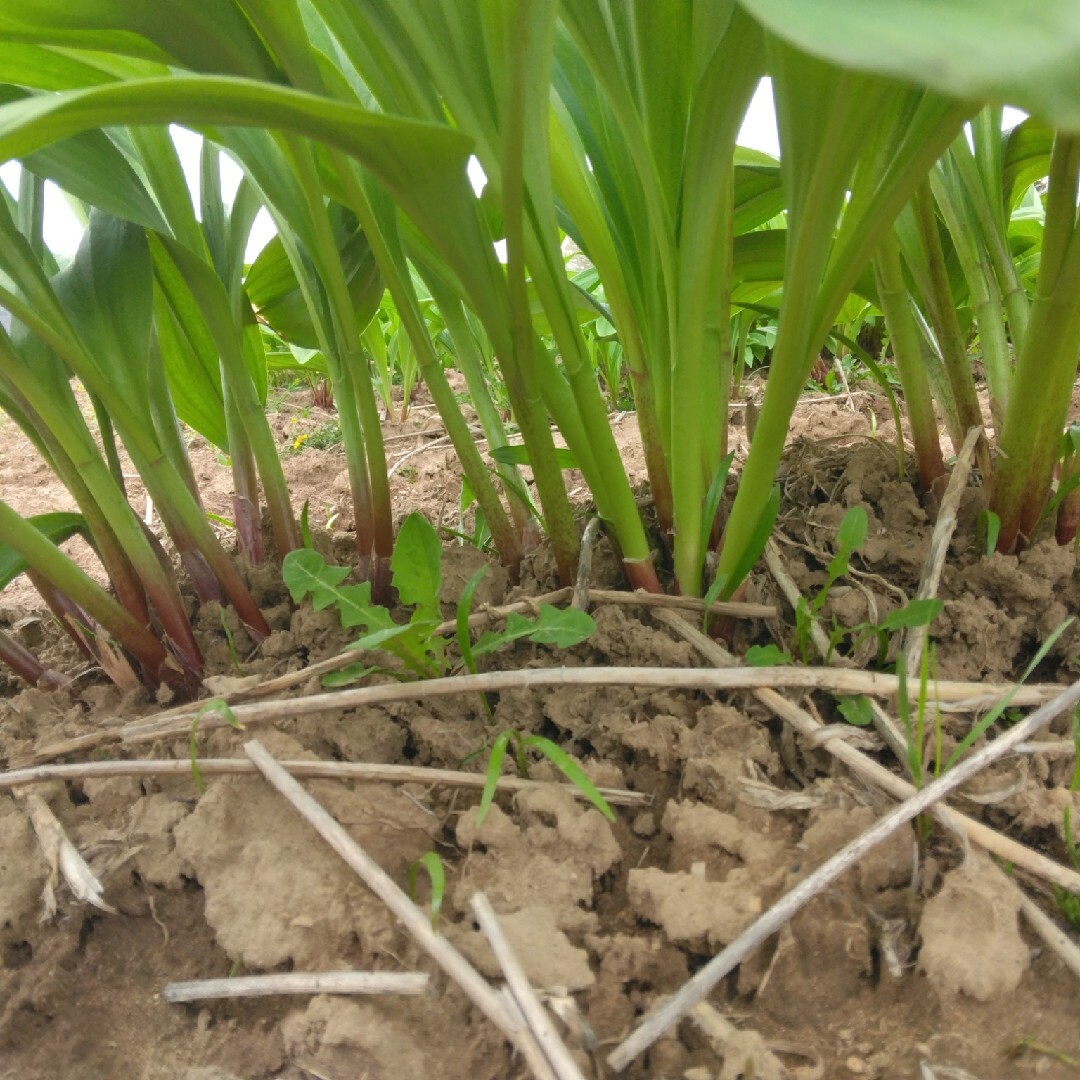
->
[[112, 666, 1062, 749], [902, 426, 981, 675], [0, 756, 648, 808], [15, 789, 114, 916], [764, 539, 837, 663], [607, 668, 1080, 1071], [163, 971, 429, 1003], [471, 893, 587, 1080], [243, 740, 558, 1080], [572, 518, 603, 611], [655, 610, 1080, 895]]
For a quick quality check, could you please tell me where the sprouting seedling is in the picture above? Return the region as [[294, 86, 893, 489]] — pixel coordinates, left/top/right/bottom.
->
[[795, 505, 867, 661], [218, 609, 242, 676], [407, 851, 446, 930], [832, 597, 945, 667], [188, 698, 243, 794], [475, 729, 615, 828], [1070, 704, 1080, 792], [284, 514, 596, 689], [975, 508, 1001, 557], [945, 618, 1073, 770], [1052, 805, 1080, 932]]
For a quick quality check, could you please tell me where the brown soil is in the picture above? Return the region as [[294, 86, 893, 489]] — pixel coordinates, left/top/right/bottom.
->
[[3, 383, 1080, 1079]]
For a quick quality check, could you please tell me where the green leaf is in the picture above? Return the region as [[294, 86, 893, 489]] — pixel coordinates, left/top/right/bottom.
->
[[0, 511, 89, 591], [745, 643, 792, 666], [407, 851, 446, 930], [491, 444, 579, 470], [520, 735, 615, 822], [321, 663, 379, 689], [476, 730, 513, 828], [189, 697, 242, 794], [878, 598, 945, 632], [472, 604, 596, 657], [829, 506, 868, 579], [946, 618, 1074, 769], [526, 604, 596, 648], [391, 513, 442, 619], [456, 565, 488, 677], [740, 0, 1080, 132], [281, 548, 375, 627], [836, 694, 874, 727], [721, 483, 781, 600]]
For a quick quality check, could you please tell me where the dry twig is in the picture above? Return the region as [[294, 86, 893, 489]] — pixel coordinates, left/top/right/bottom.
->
[[163, 971, 429, 1003], [471, 893, 586, 1080], [115, 665, 1061, 748], [0, 756, 648, 807], [607, 669, 1080, 1071], [654, 610, 1080, 895], [243, 740, 558, 1080], [902, 426, 981, 675]]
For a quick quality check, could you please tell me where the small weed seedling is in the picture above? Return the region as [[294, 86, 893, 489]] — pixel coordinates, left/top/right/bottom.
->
[[474, 728, 615, 827], [406, 851, 446, 930], [188, 699, 243, 794], [795, 506, 944, 667], [283, 513, 596, 686]]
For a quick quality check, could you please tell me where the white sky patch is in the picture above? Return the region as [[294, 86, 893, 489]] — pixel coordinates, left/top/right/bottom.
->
[[739, 79, 780, 158]]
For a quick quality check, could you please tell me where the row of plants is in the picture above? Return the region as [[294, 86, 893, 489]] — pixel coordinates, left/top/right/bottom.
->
[[1, 0, 1080, 694]]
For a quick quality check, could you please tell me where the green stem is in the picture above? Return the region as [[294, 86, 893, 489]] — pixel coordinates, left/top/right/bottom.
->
[[911, 181, 989, 466], [993, 135, 1080, 550], [0, 497, 191, 691], [929, 160, 1010, 424], [874, 230, 945, 498]]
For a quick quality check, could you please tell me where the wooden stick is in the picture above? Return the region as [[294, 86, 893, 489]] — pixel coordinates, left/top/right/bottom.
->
[[654, 610, 1080, 895], [902, 426, 981, 675], [471, 893, 586, 1080], [1016, 891, 1080, 983], [117, 666, 1064, 747], [572, 519, 603, 612], [0, 757, 649, 807], [607, 673, 1080, 1072], [19, 588, 775, 767], [764, 539, 838, 663], [163, 971, 429, 1003], [242, 740, 557, 1080]]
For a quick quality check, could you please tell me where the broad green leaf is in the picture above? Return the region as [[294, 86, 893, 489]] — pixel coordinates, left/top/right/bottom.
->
[[52, 209, 153, 406], [878, 598, 945, 632], [0, 511, 89, 591], [0, 91, 168, 232], [491, 444, 579, 470], [739, 0, 1080, 131], [246, 220, 384, 349], [391, 513, 441, 618], [472, 604, 595, 656], [829, 506, 868, 579], [745, 644, 792, 667], [836, 694, 874, 727], [525, 604, 596, 648], [281, 547, 376, 627], [321, 663, 379, 689]]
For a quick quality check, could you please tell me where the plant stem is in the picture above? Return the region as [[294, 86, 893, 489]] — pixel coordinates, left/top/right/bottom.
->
[[993, 134, 1080, 550], [874, 229, 946, 498]]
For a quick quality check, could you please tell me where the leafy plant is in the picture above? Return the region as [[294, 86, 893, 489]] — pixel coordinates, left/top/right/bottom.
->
[[475, 728, 614, 828], [283, 513, 595, 685]]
